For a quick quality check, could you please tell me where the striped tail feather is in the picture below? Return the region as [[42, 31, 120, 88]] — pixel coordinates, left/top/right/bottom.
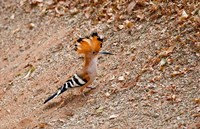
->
[[44, 74, 87, 104], [43, 85, 67, 104]]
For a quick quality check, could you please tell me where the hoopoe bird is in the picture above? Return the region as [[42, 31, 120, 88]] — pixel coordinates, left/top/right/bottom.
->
[[44, 32, 112, 104]]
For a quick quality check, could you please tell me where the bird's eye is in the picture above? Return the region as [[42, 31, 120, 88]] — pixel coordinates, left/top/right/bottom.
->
[[93, 51, 96, 54]]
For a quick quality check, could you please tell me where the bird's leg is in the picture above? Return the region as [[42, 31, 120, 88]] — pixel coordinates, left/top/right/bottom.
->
[[79, 85, 88, 93], [78, 83, 94, 97], [75, 87, 86, 97]]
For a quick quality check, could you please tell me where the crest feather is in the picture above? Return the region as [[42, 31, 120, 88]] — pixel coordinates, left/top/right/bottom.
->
[[75, 32, 103, 55]]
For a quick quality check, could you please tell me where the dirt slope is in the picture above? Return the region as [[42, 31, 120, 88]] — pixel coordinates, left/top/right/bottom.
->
[[0, 0, 199, 129]]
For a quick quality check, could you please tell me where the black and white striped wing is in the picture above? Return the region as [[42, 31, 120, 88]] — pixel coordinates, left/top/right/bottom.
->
[[44, 74, 87, 104]]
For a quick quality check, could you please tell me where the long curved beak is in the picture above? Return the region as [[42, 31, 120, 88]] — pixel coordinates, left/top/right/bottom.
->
[[99, 51, 113, 55]]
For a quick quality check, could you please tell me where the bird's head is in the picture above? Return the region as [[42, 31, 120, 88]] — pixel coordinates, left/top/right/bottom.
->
[[75, 32, 112, 58]]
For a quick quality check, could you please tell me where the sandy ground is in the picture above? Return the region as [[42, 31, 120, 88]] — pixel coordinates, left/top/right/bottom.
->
[[0, 0, 199, 129]]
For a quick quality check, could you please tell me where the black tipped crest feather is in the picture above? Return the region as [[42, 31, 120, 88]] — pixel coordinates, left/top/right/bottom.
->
[[97, 37, 103, 42], [91, 32, 103, 42], [91, 32, 98, 37], [77, 38, 83, 43]]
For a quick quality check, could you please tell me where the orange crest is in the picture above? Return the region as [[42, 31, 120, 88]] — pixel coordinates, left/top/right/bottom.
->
[[75, 32, 103, 55]]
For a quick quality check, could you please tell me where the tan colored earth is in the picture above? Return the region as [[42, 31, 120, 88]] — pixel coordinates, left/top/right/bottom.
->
[[0, 0, 199, 129]]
